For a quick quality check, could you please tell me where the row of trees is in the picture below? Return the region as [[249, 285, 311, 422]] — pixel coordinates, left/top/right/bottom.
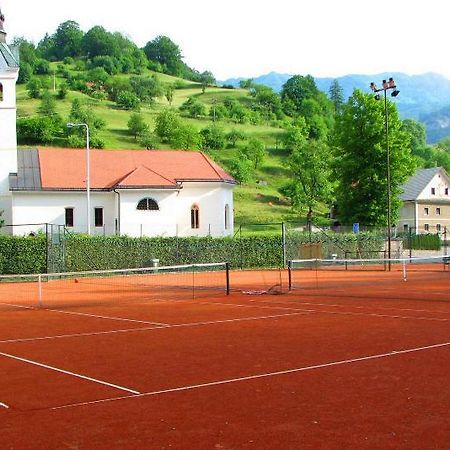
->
[[14, 20, 216, 85]]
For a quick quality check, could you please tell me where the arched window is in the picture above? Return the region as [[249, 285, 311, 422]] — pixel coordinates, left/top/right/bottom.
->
[[137, 198, 159, 211], [191, 204, 200, 229], [224, 204, 230, 230], [0, 82, 3, 102]]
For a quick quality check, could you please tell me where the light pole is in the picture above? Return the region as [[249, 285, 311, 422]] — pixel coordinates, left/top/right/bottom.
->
[[67, 122, 91, 235], [370, 78, 400, 269]]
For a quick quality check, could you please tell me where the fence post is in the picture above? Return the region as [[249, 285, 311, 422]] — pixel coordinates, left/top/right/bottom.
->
[[281, 222, 286, 268]]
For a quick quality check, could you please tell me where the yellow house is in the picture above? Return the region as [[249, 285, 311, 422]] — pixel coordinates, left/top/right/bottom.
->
[[399, 167, 450, 234]]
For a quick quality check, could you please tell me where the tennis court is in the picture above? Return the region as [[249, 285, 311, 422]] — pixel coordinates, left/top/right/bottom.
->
[[0, 259, 449, 449]]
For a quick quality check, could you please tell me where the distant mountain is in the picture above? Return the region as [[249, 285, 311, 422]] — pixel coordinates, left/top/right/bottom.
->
[[220, 72, 450, 144]]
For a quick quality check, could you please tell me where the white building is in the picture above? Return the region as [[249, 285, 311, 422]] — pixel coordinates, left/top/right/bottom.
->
[[0, 12, 236, 238]]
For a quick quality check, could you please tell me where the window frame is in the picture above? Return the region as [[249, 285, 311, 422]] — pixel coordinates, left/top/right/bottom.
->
[[65, 207, 74, 228], [136, 198, 159, 211], [94, 207, 104, 227], [191, 204, 200, 229]]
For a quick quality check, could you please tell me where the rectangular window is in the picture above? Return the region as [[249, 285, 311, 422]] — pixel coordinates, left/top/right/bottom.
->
[[436, 224, 442, 232], [436, 207, 441, 216], [424, 207, 429, 216], [403, 224, 409, 232], [94, 207, 104, 227], [445, 188, 449, 195], [431, 187, 436, 195], [424, 224, 429, 232], [65, 208, 74, 227]]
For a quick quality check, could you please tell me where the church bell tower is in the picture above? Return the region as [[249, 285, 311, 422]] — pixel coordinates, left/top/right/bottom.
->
[[0, 6, 19, 227]]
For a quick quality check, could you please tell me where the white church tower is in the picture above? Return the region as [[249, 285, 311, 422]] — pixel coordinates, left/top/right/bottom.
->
[[0, 7, 19, 227]]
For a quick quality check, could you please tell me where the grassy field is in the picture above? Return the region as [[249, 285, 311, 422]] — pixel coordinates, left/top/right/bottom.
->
[[16, 67, 316, 225]]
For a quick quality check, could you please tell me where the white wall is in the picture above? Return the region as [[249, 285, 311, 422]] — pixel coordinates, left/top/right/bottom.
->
[[118, 182, 234, 237], [0, 68, 19, 227], [12, 191, 117, 235], [418, 172, 450, 200], [11, 182, 235, 237]]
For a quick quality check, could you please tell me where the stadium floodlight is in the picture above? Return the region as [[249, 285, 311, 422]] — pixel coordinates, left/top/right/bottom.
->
[[369, 78, 400, 270], [66, 122, 91, 235]]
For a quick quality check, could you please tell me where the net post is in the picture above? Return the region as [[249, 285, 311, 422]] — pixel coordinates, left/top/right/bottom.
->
[[287, 260, 292, 291], [225, 262, 230, 295], [38, 274, 43, 308]]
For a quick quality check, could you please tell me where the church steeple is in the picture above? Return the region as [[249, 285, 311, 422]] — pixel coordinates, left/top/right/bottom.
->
[[0, 5, 19, 229], [0, 7, 6, 44]]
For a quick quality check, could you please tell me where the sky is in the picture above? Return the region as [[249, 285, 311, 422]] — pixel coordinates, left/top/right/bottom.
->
[[2, 0, 449, 81]]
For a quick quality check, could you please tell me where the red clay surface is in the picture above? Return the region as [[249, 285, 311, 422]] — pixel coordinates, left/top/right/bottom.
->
[[0, 268, 449, 449]]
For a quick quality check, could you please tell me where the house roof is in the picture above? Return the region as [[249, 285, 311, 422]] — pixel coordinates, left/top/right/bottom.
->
[[10, 148, 236, 191], [400, 167, 447, 201]]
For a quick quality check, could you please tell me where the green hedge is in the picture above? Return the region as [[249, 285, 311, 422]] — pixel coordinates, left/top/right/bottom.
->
[[64, 235, 284, 272], [401, 233, 441, 251], [1, 232, 388, 275], [0, 235, 47, 274]]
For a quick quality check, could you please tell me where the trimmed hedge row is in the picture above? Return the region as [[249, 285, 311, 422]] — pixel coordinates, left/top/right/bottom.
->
[[0, 235, 47, 274], [64, 235, 284, 272], [1, 232, 389, 275]]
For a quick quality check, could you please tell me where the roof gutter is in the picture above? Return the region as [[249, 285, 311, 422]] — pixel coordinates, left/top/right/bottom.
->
[[113, 189, 121, 235]]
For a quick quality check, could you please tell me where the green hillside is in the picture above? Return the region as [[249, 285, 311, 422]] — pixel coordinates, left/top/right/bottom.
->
[[16, 65, 306, 226]]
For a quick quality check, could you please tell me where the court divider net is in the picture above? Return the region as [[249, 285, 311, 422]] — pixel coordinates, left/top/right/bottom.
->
[[0, 262, 230, 309], [288, 255, 449, 290]]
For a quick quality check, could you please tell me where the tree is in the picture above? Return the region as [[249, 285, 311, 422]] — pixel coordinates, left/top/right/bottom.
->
[[165, 85, 175, 106], [116, 91, 140, 110], [200, 125, 226, 150], [199, 71, 215, 93], [282, 139, 334, 222], [129, 75, 163, 103], [82, 26, 118, 58], [51, 20, 84, 59], [226, 129, 246, 148], [180, 97, 206, 118], [38, 91, 57, 116], [127, 113, 149, 139], [26, 78, 42, 99], [334, 89, 415, 226], [328, 79, 344, 115], [241, 138, 266, 169], [230, 155, 253, 183], [143, 36, 183, 76], [154, 109, 181, 143]]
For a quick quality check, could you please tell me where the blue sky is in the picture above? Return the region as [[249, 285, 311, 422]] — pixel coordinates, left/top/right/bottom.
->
[[2, 0, 449, 81]]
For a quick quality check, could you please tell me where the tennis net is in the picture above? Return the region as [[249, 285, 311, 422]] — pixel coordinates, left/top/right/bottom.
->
[[0, 262, 230, 309], [288, 255, 449, 291]]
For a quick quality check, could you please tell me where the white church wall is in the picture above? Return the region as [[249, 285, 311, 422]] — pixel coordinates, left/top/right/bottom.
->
[[11, 191, 117, 235], [118, 182, 234, 237]]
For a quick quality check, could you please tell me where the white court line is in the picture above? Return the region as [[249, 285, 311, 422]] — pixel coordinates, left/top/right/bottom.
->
[[254, 297, 450, 316], [0, 311, 313, 344], [52, 341, 450, 410], [0, 402, 9, 409], [0, 351, 140, 395], [46, 309, 170, 326]]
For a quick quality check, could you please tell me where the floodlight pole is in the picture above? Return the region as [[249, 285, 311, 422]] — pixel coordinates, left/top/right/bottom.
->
[[67, 122, 91, 235], [370, 78, 400, 271]]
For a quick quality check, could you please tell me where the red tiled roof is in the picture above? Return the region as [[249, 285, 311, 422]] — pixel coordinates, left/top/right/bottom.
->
[[37, 148, 236, 190]]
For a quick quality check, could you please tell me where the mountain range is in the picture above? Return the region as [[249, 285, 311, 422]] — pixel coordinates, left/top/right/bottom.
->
[[221, 72, 450, 144]]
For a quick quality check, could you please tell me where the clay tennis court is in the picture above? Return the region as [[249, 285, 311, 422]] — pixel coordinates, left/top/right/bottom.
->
[[0, 264, 449, 449]]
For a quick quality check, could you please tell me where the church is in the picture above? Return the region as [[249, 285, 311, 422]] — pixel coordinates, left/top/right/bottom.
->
[[0, 10, 236, 238]]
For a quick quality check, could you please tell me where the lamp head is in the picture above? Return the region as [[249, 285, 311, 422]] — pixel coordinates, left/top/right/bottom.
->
[[391, 89, 400, 97]]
